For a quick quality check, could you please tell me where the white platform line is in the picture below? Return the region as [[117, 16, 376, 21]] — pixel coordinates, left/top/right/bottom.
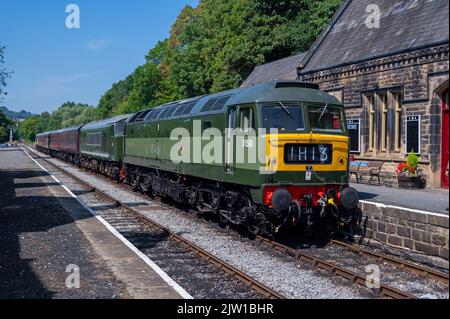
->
[[22, 147, 193, 300], [360, 200, 449, 218]]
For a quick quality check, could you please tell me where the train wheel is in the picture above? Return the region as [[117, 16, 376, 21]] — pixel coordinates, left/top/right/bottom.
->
[[247, 224, 260, 236], [218, 211, 228, 228]]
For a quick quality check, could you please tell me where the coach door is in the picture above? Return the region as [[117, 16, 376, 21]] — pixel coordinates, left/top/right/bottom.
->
[[441, 89, 449, 189], [113, 122, 125, 159], [225, 107, 236, 173]]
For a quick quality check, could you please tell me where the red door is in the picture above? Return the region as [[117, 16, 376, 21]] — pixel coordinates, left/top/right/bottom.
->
[[442, 89, 449, 189]]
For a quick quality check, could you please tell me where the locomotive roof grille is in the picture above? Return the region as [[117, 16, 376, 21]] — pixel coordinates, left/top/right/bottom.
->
[[174, 102, 197, 116], [134, 110, 151, 122], [158, 104, 179, 119], [200, 98, 219, 112], [147, 108, 162, 121], [128, 112, 141, 123], [200, 95, 232, 112], [212, 95, 232, 110]]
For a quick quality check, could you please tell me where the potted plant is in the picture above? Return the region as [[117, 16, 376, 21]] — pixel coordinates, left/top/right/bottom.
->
[[396, 151, 424, 189]]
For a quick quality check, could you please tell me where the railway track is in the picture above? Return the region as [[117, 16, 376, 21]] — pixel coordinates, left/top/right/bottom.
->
[[255, 236, 411, 299], [330, 240, 449, 284], [255, 236, 448, 299], [22, 146, 283, 299], [24, 145, 449, 299]]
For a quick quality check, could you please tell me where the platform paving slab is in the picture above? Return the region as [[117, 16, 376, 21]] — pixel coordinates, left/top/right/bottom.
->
[[351, 183, 449, 215]]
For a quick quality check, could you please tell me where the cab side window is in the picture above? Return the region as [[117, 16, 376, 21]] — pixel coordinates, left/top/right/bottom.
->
[[203, 121, 212, 131], [114, 123, 125, 136], [239, 108, 255, 132]]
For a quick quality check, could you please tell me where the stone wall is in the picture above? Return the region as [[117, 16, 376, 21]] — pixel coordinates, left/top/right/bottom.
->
[[299, 44, 449, 188], [360, 201, 449, 260]]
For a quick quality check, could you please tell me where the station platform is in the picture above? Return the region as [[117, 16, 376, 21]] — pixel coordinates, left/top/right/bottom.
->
[[351, 183, 449, 215], [0, 146, 186, 299], [350, 182, 448, 262]]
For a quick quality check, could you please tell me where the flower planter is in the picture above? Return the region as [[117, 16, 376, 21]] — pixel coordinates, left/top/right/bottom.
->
[[397, 176, 424, 189]]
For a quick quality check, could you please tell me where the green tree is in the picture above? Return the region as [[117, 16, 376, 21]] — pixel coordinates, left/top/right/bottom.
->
[[19, 115, 38, 142], [42, 102, 98, 129], [115, 62, 164, 115], [97, 76, 134, 118], [19, 102, 98, 140], [0, 45, 12, 103], [147, 0, 341, 101], [95, 0, 343, 117], [0, 110, 12, 142], [0, 126, 8, 142]]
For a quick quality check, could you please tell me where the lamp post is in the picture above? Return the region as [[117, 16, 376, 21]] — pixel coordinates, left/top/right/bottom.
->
[[8, 121, 19, 145]]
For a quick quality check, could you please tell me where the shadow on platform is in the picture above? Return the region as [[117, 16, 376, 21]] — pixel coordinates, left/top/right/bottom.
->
[[0, 170, 90, 299], [357, 192, 379, 200]]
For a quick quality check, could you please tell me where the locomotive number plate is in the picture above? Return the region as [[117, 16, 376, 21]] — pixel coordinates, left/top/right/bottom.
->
[[284, 144, 333, 164]]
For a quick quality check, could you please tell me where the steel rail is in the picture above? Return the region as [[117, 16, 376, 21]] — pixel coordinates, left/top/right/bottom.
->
[[255, 236, 416, 299], [331, 239, 449, 284], [23, 145, 284, 300]]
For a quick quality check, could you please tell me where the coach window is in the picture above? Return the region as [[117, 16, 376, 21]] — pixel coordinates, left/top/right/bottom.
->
[[101, 132, 107, 151]]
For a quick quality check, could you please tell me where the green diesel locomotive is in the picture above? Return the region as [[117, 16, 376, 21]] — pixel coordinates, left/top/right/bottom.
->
[[36, 81, 362, 239], [122, 81, 361, 237]]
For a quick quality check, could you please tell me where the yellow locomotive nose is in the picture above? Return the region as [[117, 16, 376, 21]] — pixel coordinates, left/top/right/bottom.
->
[[265, 133, 349, 174]]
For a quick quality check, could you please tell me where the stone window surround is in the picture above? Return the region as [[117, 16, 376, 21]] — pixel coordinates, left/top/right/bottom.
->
[[362, 87, 403, 159]]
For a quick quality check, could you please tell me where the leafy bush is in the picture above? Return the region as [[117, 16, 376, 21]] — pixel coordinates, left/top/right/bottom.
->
[[397, 151, 420, 177], [406, 151, 419, 168]]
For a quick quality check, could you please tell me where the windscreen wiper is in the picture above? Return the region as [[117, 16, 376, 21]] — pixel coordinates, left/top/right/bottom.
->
[[278, 102, 295, 120], [318, 103, 329, 123]]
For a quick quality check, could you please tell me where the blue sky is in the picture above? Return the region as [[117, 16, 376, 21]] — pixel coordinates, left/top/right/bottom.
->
[[0, 0, 199, 113]]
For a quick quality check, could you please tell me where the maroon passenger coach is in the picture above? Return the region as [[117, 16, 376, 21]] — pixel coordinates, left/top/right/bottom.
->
[[47, 126, 82, 163]]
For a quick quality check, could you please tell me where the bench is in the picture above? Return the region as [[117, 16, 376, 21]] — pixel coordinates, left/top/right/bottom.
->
[[350, 161, 384, 184], [349, 162, 362, 183]]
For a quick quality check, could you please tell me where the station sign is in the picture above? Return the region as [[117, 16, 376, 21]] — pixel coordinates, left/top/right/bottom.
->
[[347, 119, 360, 153], [406, 115, 421, 154]]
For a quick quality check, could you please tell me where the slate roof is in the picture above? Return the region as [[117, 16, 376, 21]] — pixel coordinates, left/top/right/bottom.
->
[[241, 53, 305, 88], [300, 0, 449, 73]]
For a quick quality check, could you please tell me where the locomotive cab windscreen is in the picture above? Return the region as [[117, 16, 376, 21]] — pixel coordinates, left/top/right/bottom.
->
[[261, 103, 305, 133], [308, 104, 345, 132], [259, 102, 345, 133]]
